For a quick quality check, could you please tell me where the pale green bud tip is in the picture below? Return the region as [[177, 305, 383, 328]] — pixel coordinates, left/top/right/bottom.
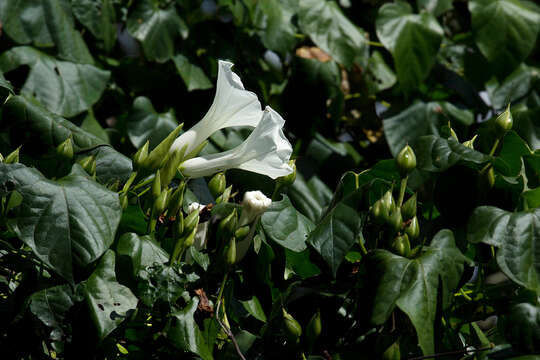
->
[[56, 137, 74, 159], [152, 171, 162, 199], [277, 159, 297, 186], [79, 155, 96, 175], [396, 145, 416, 176], [133, 141, 149, 170], [208, 172, 226, 198], [495, 104, 513, 136], [5, 147, 20, 164]]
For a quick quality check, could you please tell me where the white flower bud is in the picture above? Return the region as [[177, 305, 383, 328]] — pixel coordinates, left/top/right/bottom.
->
[[188, 202, 205, 214], [239, 190, 271, 226]]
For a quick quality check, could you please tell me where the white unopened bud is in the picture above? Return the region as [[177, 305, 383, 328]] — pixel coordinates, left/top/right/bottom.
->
[[239, 191, 271, 226], [188, 202, 205, 214]]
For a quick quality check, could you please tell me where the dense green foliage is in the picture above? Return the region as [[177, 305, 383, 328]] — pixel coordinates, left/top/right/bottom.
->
[[1, 0, 540, 359]]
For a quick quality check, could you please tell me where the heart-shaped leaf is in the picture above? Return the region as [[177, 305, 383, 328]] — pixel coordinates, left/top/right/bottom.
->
[[0, 47, 109, 117], [261, 195, 315, 252], [370, 229, 469, 355], [0, 163, 121, 283], [83, 250, 138, 340], [117, 232, 169, 275], [468, 206, 540, 294], [298, 0, 368, 68], [376, 1, 443, 94], [127, 0, 188, 63], [469, 0, 540, 76]]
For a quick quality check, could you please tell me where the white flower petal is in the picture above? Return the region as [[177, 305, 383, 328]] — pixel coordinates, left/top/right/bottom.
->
[[180, 106, 293, 179], [171, 60, 263, 157]]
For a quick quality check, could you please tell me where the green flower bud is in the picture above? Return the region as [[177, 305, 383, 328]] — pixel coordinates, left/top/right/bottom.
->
[[108, 181, 120, 192], [5, 147, 20, 164], [167, 184, 185, 217], [388, 208, 402, 233], [382, 341, 401, 360], [306, 309, 322, 344], [143, 123, 184, 171], [234, 225, 250, 241], [463, 135, 477, 149], [152, 188, 168, 215], [392, 234, 410, 258], [184, 210, 200, 234], [159, 147, 185, 189], [0, 153, 4, 162], [218, 209, 238, 242], [276, 159, 297, 187], [119, 193, 128, 210], [133, 141, 149, 171], [405, 216, 420, 240], [225, 238, 237, 266], [382, 190, 396, 215], [174, 212, 184, 235], [208, 172, 226, 198], [495, 104, 512, 137], [371, 199, 387, 225], [216, 185, 233, 204], [183, 226, 197, 248], [396, 145, 416, 176], [401, 193, 417, 220], [56, 137, 73, 159], [78, 155, 96, 176], [282, 308, 302, 341], [152, 171, 161, 200]]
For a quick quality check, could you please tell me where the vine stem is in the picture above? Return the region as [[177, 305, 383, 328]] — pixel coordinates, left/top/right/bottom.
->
[[215, 272, 247, 360], [407, 344, 493, 360]]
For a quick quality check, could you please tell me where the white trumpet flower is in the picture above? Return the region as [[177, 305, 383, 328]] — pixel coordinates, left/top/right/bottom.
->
[[180, 107, 293, 179], [170, 60, 263, 158], [239, 190, 272, 226]]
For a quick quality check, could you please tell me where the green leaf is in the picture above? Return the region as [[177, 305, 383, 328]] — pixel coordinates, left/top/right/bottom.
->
[[298, 0, 369, 68], [307, 190, 363, 277], [168, 297, 214, 360], [172, 55, 213, 91], [499, 302, 540, 353], [289, 172, 333, 222], [117, 233, 169, 275], [376, 0, 443, 94], [513, 107, 540, 150], [384, 102, 473, 156], [253, 0, 298, 54], [469, 0, 540, 76], [240, 296, 267, 323], [494, 131, 531, 177], [83, 250, 138, 340], [42, 0, 94, 64], [417, 0, 453, 16], [126, 96, 178, 149], [261, 195, 315, 252], [0, 0, 54, 46], [138, 263, 198, 307], [28, 284, 84, 341], [486, 65, 535, 110], [285, 248, 321, 279], [468, 206, 540, 294], [370, 229, 469, 355], [0, 72, 14, 102], [2, 95, 104, 150], [0, 163, 121, 283], [414, 135, 490, 172], [71, 0, 117, 52], [0, 47, 109, 117], [365, 50, 397, 95], [127, 0, 188, 63]]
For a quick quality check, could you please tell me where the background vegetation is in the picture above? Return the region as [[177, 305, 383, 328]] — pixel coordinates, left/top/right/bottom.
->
[[1, 0, 540, 359]]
